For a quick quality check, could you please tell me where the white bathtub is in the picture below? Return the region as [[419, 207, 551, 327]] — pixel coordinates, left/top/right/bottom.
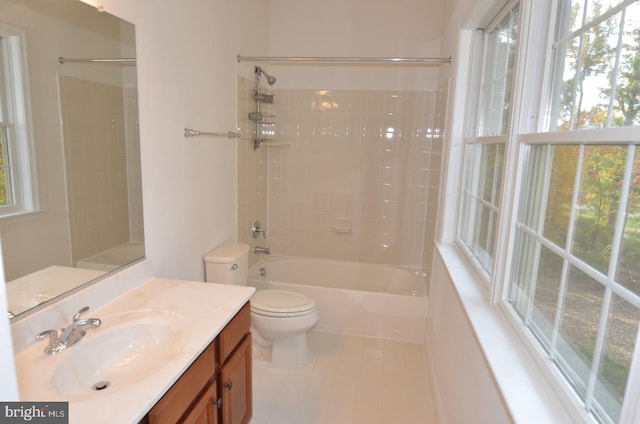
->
[[248, 256, 428, 343], [76, 242, 145, 272]]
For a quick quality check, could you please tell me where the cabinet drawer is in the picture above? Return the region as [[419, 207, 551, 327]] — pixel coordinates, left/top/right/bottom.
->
[[147, 341, 217, 424], [219, 302, 250, 363]]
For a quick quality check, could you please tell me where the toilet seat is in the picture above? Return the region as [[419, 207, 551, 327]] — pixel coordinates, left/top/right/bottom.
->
[[251, 289, 316, 318]]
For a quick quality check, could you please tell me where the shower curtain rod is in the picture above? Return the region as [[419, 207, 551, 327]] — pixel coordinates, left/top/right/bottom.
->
[[58, 56, 136, 64], [237, 55, 451, 64]]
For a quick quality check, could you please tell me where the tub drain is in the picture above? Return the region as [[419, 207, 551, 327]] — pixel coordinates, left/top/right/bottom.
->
[[92, 381, 110, 391]]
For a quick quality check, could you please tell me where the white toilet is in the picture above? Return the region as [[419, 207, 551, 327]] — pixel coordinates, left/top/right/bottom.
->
[[204, 243, 318, 368]]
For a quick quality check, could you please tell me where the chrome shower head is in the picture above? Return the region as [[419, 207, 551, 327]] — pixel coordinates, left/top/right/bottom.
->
[[256, 66, 276, 85]]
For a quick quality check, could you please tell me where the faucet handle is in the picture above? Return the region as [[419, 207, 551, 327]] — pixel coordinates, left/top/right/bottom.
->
[[72, 306, 90, 322], [251, 220, 266, 239], [36, 330, 64, 354]]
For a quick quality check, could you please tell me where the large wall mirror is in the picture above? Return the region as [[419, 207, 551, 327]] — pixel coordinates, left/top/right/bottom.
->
[[0, 0, 143, 319]]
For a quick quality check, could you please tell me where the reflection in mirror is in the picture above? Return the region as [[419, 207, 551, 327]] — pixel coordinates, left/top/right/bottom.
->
[[0, 0, 144, 319]]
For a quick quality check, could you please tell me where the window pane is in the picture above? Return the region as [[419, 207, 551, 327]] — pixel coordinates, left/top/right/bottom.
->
[[572, 146, 626, 275], [556, 266, 605, 396], [459, 143, 504, 274], [481, 144, 504, 203], [616, 147, 640, 295], [477, 5, 519, 136], [567, 0, 587, 35], [511, 141, 640, 423], [594, 294, 640, 423], [555, 36, 580, 130], [616, 2, 640, 126], [551, 1, 640, 130], [586, 0, 630, 24], [532, 246, 564, 346], [544, 145, 579, 247], [577, 12, 620, 129]]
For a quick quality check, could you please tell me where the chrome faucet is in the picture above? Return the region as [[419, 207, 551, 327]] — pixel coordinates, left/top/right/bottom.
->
[[35, 306, 101, 354], [254, 246, 271, 255]]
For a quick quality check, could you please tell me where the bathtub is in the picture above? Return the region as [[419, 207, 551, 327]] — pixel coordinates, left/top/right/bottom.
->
[[76, 242, 145, 272], [248, 256, 428, 343]]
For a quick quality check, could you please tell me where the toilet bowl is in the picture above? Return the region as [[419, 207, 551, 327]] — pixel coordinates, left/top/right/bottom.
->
[[250, 289, 318, 368], [203, 243, 318, 369]]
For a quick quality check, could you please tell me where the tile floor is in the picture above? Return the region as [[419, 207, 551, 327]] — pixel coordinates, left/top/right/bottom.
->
[[251, 331, 438, 424]]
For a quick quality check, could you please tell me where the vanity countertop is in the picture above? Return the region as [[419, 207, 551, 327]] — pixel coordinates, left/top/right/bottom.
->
[[14, 277, 255, 424]]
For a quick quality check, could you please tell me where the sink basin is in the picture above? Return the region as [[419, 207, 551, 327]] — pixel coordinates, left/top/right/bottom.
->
[[50, 309, 188, 397]]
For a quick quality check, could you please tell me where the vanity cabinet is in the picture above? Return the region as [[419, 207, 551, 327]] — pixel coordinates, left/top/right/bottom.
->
[[143, 303, 252, 424]]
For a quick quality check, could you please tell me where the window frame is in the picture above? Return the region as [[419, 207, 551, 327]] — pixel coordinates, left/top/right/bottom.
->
[[456, 0, 521, 284], [0, 23, 37, 219], [446, 0, 640, 423]]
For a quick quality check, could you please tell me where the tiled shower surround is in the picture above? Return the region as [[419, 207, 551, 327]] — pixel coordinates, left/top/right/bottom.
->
[[238, 77, 443, 272], [59, 75, 140, 265]]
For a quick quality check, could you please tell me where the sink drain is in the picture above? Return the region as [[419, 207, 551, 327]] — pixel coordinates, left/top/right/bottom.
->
[[92, 381, 111, 391]]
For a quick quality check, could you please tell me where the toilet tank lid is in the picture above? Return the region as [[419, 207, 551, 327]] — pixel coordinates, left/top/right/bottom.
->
[[204, 243, 250, 263]]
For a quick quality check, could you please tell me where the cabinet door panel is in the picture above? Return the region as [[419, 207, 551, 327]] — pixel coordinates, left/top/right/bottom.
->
[[183, 381, 218, 424], [221, 333, 252, 424], [147, 342, 217, 424]]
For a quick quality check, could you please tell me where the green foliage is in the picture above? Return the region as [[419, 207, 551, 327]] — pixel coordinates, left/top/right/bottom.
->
[[558, 0, 640, 129]]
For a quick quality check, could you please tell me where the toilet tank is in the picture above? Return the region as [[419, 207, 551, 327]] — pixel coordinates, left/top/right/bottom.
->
[[203, 243, 250, 285]]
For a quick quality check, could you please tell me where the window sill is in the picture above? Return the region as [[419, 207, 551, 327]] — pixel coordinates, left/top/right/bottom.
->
[[435, 243, 583, 423], [0, 209, 44, 226]]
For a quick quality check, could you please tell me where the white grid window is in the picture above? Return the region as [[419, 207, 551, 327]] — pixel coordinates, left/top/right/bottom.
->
[[504, 1, 640, 423], [509, 141, 640, 423], [458, 2, 519, 277], [550, 0, 640, 130], [0, 26, 35, 217]]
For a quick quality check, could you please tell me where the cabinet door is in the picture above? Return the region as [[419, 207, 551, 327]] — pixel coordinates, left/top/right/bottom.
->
[[221, 333, 252, 424], [183, 381, 219, 424], [147, 343, 217, 424]]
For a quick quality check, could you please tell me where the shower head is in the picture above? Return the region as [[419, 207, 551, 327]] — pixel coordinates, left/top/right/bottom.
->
[[256, 66, 277, 85]]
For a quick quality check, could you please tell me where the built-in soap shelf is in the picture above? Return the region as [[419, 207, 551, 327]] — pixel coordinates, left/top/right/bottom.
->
[[333, 218, 353, 233]]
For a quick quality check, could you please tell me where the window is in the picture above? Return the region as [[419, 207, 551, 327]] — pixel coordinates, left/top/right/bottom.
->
[[509, 142, 639, 423], [451, 0, 640, 422], [0, 25, 36, 217], [458, 2, 519, 277], [549, 0, 640, 130], [500, 1, 640, 423]]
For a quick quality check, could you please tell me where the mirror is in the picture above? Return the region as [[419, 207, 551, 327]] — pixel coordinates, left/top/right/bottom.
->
[[0, 0, 143, 318]]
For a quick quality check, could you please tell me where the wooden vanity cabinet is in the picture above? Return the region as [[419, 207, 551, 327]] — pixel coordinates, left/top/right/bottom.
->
[[143, 302, 252, 424], [221, 333, 252, 424]]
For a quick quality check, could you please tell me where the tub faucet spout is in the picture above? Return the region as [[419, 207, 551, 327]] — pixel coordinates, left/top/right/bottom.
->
[[254, 246, 271, 255]]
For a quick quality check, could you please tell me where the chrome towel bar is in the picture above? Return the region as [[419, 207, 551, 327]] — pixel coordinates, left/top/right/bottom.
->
[[184, 128, 241, 139], [58, 56, 136, 64]]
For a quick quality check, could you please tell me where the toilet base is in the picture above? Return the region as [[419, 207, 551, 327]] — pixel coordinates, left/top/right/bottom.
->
[[252, 327, 310, 368], [271, 333, 309, 369]]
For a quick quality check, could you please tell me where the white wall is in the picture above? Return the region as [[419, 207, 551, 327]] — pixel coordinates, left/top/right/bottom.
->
[[267, 0, 443, 91], [428, 251, 512, 423]]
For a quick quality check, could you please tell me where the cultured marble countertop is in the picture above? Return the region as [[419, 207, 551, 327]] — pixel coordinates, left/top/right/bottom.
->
[[14, 278, 255, 424]]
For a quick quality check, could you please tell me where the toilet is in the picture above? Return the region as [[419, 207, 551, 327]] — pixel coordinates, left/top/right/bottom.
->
[[204, 243, 318, 368]]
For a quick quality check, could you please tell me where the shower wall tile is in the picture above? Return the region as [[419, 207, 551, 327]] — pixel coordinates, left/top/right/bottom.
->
[[268, 89, 441, 270], [59, 76, 131, 265]]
